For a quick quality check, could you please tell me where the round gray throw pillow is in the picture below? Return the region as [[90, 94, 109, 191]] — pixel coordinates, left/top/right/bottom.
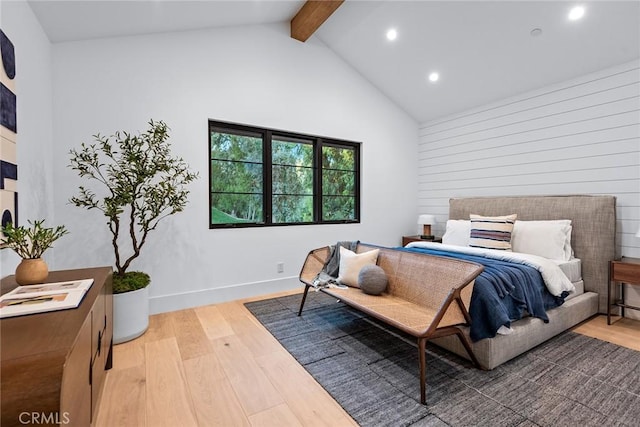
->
[[358, 265, 388, 295]]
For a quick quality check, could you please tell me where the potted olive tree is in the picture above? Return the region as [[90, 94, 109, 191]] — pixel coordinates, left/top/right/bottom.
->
[[69, 120, 198, 343], [1, 219, 68, 285]]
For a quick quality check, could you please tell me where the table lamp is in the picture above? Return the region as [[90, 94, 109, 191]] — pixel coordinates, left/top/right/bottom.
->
[[417, 214, 436, 240]]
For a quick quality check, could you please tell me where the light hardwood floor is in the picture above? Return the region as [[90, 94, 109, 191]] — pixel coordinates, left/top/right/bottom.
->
[[96, 290, 640, 427]]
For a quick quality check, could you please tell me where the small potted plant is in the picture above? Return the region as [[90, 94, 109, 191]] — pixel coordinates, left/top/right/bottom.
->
[[1, 219, 69, 285]]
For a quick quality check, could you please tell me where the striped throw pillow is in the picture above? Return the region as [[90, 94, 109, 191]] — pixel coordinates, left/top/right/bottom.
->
[[469, 214, 517, 250]]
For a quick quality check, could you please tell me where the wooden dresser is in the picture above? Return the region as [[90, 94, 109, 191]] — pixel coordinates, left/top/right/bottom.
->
[[1, 267, 113, 427]]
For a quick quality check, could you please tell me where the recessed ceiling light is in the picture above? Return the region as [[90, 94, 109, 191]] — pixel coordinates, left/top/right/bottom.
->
[[428, 72, 439, 83], [568, 6, 585, 21], [386, 28, 397, 41], [530, 28, 543, 37]]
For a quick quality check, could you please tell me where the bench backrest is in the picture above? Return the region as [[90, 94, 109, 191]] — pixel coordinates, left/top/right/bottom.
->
[[299, 244, 484, 328], [357, 244, 483, 327], [299, 246, 331, 285]]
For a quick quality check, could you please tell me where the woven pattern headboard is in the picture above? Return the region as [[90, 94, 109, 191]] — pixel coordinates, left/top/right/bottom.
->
[[449, 195, 616, 313]]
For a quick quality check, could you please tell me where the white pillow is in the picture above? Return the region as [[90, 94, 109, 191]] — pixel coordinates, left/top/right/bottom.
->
[[338, 247, 379, 287], [441, 218, 574, 260], [511, 220, 573, 261], [442, 220, 471, 246]]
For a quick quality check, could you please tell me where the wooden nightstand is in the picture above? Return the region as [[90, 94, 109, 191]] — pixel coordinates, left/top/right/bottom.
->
[[608, 257, 640, 325], [402, 235, 442, 246]]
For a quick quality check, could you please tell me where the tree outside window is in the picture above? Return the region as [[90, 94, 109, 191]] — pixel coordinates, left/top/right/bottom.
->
[[209, 121, 360, 228], [210, 129, 264, 224]]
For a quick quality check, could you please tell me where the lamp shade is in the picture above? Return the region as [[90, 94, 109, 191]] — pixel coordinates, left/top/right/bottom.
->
[[417, 214, 436, 225]]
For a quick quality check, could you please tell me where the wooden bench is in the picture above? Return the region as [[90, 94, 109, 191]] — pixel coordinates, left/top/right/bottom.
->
[[297, 243, 484, 404]]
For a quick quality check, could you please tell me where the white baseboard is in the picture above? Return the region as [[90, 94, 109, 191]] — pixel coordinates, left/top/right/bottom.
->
[[625, 310, 640, 321], [149, 275, 300, 314]]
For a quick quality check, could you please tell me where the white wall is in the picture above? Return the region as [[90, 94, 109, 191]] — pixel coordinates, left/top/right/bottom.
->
[[51, 23, 418, 313], [418, 59, 640, 318], [0, 0, 55, 278]]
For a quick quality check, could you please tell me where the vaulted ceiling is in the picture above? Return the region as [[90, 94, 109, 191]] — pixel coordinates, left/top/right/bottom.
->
[[27, 1, 640, 123]]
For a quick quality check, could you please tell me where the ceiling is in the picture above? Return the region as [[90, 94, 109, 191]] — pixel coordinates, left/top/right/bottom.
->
[[27, 1, 306, 42], [27, 1, 640, 123]]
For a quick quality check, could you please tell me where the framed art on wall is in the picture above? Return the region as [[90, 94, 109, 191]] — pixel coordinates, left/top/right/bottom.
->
[[0, 28, 18, 239]]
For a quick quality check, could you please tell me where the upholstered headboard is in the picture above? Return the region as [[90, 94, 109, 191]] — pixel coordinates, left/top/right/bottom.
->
[[449, 195, 616, 313]]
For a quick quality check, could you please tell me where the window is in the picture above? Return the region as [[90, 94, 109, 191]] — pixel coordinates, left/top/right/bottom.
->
[[209, 120, 360, 228], [271, 137, 314, 224]]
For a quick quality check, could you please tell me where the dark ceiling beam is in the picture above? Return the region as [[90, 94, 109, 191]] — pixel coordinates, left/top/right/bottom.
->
[[291, 0, 344, 42]]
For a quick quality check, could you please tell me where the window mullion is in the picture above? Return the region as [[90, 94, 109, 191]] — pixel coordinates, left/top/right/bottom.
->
[[264, 130, 272, 225], [314, 139, 322, 223], [354, 145, 361, 222]]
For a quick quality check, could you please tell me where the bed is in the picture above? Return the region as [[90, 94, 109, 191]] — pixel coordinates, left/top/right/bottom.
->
[[406, 195, 616, 370]]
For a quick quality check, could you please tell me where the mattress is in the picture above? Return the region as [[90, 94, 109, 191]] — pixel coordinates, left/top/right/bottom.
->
[[565, 280, 584, 301], [549, 258, 583, 301], [553, 258, 582, 282]]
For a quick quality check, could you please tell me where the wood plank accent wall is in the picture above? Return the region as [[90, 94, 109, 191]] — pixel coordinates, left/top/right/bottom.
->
[[418, 60, 640, 261]]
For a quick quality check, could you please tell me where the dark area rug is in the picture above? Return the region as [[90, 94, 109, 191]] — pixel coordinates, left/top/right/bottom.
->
[[245, 292, 640, 427]]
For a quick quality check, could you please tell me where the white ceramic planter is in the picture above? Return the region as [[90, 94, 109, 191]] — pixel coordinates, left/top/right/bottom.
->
[[113, 286, 149, 344]]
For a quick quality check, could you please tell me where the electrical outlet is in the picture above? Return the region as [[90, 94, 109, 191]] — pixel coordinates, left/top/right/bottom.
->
[[277, 262, 284, 273]]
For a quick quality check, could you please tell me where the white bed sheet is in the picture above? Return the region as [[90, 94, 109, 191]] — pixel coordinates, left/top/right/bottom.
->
[[552, 258, 582, 283], [565, 280, 584, 301]]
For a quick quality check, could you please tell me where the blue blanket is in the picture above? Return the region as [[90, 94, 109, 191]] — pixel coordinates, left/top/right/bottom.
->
[[401, 247, 567, 341]]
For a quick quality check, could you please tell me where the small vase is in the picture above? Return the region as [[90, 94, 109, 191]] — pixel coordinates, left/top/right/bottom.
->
[[15, 258, 49, 285]]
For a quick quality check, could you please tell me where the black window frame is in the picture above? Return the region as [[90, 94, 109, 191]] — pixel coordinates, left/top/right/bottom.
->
[[209, 120, 361, 229]]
